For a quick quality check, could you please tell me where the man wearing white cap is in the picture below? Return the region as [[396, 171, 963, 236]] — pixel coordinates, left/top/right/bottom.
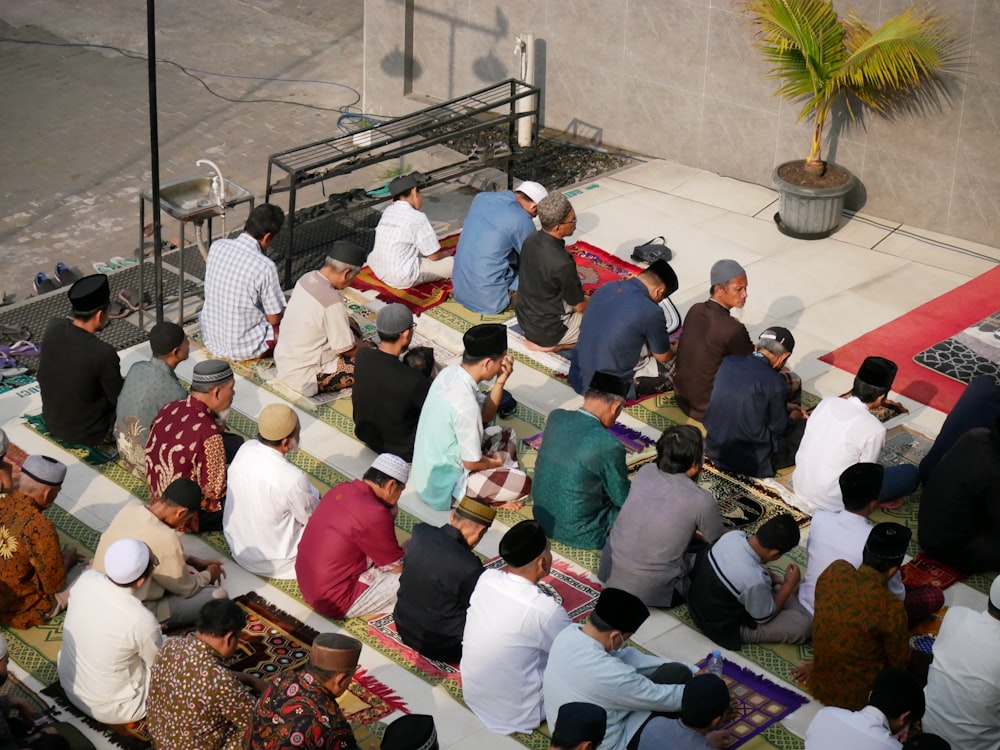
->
[[922, 574, 1000, 749], [296, 453, 409, 619], [452, 180, 548, 315], [58, 538, 162, 724], [224, 404, 320, 578]]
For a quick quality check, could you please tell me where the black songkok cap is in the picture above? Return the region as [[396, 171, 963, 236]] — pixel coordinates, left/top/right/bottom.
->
[[857, 356, 898, 390], [682, 674, 731, 729], [380, 714, 438, 750], [593, 587, 649, 633], [328, 239, 368, 268], [588, 371, 630, 399], [463, 323, 507, 359], [647, 259, 679, 296], [149, 322, 186, 357], [68, 274, 111, 314], [552, 702, 607, 747], [865, 522, 911, 561], [839, 462, 884, 506], [388, 173, 419, 198], [161, 478, 203, 511], [500, 520, 547, 567]]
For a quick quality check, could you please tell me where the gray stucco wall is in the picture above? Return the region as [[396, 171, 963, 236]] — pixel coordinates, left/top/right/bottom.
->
[[363, 0, 1000, 246]]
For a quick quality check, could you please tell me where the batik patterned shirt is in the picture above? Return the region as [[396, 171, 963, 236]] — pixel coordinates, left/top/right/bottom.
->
[[146, 634, 255, 750], [246, 670, 357, 750], [145, 395, 227, 512], [115, 357, 187, 475], [0, 491, 65, 629]]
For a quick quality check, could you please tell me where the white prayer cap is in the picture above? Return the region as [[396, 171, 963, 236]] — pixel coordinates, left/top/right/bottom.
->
[[104, 539, 151, 585], [371, 454, 409, 484], [515, 181, 547, 204]]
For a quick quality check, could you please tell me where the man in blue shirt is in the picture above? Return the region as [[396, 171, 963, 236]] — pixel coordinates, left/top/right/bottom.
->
[[452, 181, 548, 314]]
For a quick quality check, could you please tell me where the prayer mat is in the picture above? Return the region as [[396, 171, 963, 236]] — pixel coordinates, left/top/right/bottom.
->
[[0, 373, 35, 395], [695, 654, 808, 749], [522, 421, 656, 455], [350, 233, 459, 313], [901, 554, 967, 590], [819, 264, 1000, 413], [913, 309, 1000, 386], [567, 240, 643, 289], [700, 460, 810, 533]]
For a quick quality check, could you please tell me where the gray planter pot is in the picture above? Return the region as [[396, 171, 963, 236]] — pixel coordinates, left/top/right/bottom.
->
[[772, 161, 857, 240]]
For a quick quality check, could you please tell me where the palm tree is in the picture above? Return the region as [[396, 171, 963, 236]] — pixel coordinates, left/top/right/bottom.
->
[[743, 0, 961, 174]]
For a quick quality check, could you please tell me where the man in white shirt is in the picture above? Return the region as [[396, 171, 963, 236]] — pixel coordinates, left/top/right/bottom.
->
[[799, 463, 942, 625], [224, 404, 320, 579], [367, 173, 454, 289], [922, 575, 1000, 749], [793, 356, 918, 513], [274, 240, 368, 397], [805, 667, 925, 750], [461, 520, 572, 735], [57, 539, 163, 724]]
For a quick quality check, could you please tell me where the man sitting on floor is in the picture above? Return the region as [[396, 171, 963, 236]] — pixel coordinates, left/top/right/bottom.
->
[[544, 587, 697, 750], [600, 425, 725, 607], [549, 703, 607, 750], [918, 415, 1000, 574], [461, 521, 572, 735], [805, 667, 925, 750], [58, 539, 162, 725], [147, 599, 264, 750], [352, 303, 431, 461], [274, 240, 368, 397], [381, 714, 440, 750], [38, 273, 123, 446], [799, 463, 942, 626], [367, 173, 454, 289], [804, 523, 911, 710], [411, 323, 530, 511], [0, 456, 82, 628], [635, 673, 732, 750], [918, 374, 1000, 484], [515, 192, 587, 352], [146, 360, 241, 532], [200, 203, 286, 361], [115, 321, 189, 475], [922, 574, 1000, 749], [568, 259, 678, 398], [296, 454, 408, 619], [794, 356, 918, 513], [224, 404, 319, 579], [452, 181, 548, 315], [688, 514, 811, 649], [393, 497, 496, 663], [532, 371, 631, 549], [248, 634, 362, 749], [703, 326, 807, 477], [94, 477, 228, 628], [672, 259, 753, 421]]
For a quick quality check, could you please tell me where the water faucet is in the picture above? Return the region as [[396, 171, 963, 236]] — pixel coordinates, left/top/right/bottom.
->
[[196, 159, 226, 206]]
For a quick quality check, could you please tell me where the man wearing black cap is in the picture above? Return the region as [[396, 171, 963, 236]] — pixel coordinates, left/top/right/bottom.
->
[[38, 273, 124, 446], [200, 203, 286, 361], [532, 371, 632, 549], [635, 674, 731, 749], [806, 522, 912, 710], [275, 242, 370, 396], [919, 415, 1000, 573], [461, 521, 572, 735], [568, 260, 679, 399], [703, 327, 807, 478], [544, 587, 696, 750], [381, 714, 439, 750], [352, 302, 431, 461], [411, 323, 530, 510], [368, 173, 454, 289], [794, 355, 919, 513], [550, 702, 607, 750], [115, 321, 189, 475], [94, 477, 228, 628]]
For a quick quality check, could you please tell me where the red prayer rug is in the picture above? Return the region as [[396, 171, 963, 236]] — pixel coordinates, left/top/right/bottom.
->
[[567, 240, 643, 290], [900, 552, 967, 590], [351, 233, 459, 313]]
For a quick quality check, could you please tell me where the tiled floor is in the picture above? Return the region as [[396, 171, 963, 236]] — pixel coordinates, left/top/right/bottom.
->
[[1, 158, 997, 748]]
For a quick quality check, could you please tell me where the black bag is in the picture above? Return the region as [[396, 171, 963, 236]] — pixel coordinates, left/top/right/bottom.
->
[[631, 235, 672, 264]]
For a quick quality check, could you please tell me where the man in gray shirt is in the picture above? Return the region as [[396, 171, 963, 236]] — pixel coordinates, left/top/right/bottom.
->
[[599, 425, 724, 607]]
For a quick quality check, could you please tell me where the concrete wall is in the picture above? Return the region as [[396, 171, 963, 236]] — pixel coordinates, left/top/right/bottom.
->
[[362, 0, 1000, 246]]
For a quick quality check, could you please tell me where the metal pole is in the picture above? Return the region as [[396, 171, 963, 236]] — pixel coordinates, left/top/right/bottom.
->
[[147, 0, 165, 323]]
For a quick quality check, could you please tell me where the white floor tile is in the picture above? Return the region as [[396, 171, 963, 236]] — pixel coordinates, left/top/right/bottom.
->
[[670, 171, 779, 216], [609, 158, 706, 194], [770, 240, 908, 293]]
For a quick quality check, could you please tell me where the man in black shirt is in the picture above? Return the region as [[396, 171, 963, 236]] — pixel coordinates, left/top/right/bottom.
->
[[392, 496, 496, 662], [38, 274, 123, 446], [352, 303, 431, 462]]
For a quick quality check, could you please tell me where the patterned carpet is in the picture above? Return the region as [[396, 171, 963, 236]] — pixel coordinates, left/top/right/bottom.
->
[[913, 309, 1000, 386]]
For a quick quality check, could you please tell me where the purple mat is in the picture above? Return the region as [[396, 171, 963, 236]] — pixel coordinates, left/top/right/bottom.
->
[[522, 421, 656, 455]]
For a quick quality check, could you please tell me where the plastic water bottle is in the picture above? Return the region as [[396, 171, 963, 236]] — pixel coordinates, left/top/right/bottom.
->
[[707, 650, 724, 677]]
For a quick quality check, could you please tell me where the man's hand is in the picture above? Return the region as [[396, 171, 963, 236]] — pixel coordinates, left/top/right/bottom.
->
[[496, 354, 514, 385], [784, 563, 801, 587], [205, 562, 226, 584], [789, 659, 813, 685], [235, 672, 269, 695], [484, 451, 505, 469], [787, 403, 808, 420], [10, 697, 35, 727], [706, 728, 730, 749]]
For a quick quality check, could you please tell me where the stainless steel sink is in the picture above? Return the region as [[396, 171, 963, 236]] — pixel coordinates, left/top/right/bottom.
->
[[143, 175, 253, 222]]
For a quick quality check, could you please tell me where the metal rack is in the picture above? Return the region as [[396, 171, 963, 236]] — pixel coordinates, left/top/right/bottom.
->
[[265, 78, 540, 287]]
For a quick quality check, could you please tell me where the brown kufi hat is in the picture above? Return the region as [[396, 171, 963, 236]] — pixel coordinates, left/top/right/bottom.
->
[[454, 496, 496, 527], [310, 633, 362, 673]]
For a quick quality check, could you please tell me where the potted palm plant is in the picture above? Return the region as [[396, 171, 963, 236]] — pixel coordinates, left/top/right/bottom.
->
[[743, 0, 960, 239]]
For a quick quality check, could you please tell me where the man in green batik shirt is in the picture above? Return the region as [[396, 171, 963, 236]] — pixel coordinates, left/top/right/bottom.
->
[[532, 371, 631, 549]]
